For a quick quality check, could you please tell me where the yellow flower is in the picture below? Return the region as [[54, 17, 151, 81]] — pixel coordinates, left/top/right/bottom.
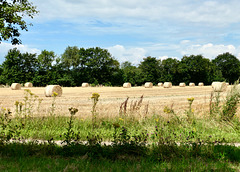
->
[[91, 93, 100, 99], [187, 97, 194, 102], [52, 92, 58, 97], [155, 118, 159, 122], [119, 118, 124, 121]]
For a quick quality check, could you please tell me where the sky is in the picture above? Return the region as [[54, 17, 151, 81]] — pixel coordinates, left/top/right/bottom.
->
[[1, 0, 240, 65]]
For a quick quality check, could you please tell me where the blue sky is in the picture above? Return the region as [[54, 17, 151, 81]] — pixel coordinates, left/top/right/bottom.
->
[[1, 0, 240, 65]]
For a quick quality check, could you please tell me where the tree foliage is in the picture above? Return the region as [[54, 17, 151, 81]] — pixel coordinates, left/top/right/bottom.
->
[[0, 0, 38, 44], [0, 47, 238, 87]]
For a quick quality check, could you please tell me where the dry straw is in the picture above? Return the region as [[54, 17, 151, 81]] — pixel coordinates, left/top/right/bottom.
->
[[144, 82, 153, 88], [189, 82, 195, 87], [198, 82, 204, 86], [158, 82, 163, 87], [123, 82, 131, 88], [82, 83, 89, 87], [11, 83, 21, 90], [212, 81, 227, 92], [44, 85, 62, 97], [179, 82, 186, 87], [24, 82, 33, 87], [163, 82, 172, 88]]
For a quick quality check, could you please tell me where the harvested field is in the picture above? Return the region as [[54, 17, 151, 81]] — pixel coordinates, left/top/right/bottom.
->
[[0, 86, 233, 119]]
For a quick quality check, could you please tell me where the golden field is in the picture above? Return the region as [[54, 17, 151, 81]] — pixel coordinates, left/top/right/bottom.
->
[[0, 85, 232, 119]]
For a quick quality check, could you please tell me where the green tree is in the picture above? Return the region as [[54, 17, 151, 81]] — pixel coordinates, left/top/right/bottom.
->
[[61, 46, 80, 70], [33, 50, 58, 86], [80, 47, 120, 85], [138, 56, 161, 85], [179, 55, 212, 85], [212, 52, 240, 84], [0, 0, 38, 44], [0, 48, 37, 84], [160, 58, 179, 84], [121, 61, 140, 86]]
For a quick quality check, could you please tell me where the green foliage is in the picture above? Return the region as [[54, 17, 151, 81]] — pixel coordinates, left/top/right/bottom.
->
[[138, 56, 161, 85], [0, 0, 38, 44], [212, 52, 240, 84]]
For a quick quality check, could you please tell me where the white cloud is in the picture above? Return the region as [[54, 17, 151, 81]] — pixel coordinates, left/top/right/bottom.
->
[[107, 45, 147, 65], [0, 42, 41, 62], [32, 0, 240, 26], [159, 56, 179, 61], [181, 43, 239, 59]]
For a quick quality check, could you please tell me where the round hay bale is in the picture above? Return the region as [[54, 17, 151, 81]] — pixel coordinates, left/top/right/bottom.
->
[[163, 82, 172, 88], [123, 82, 131, 88], [158, 82, 163, 87], [82, 83, 89, 87], [11, 83, 21, 90], [189, 82, 195, 87], [226, 83, 229, 86], [179, 83, 186, 87], [198, 82, 204, 86], [44, 85, 62, 97], [144, 82, 153, 88], [212, 82, 227, 92], [24, 82, 33, 87]]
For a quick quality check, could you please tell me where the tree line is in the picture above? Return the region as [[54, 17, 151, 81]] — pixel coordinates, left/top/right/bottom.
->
[[0, 46, 239, 87]]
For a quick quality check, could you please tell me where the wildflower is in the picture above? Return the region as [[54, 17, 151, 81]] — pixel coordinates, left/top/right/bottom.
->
[[15, 101, 19, 106], [155, 118, 159, 122], [91, 93, 100, 101], [52, 92, 58, 97], [119, 118, 124, 121], [163, 106, 171, 114], [187, 97, 194, 102]]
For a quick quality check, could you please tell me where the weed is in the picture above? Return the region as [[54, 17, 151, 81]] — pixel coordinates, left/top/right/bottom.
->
[[49, 92, 58, 116], [91, 93, 100, 129], [62, 107, 80, 146], [221, 83, 240, 121]]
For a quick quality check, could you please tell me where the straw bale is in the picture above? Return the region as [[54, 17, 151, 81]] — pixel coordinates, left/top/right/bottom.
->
[[158, 83, 163, 87], [11, 83, 21, 90], [82, 83, 89, 87], [198, 82, 204, 86], [144, 82, 153, 88], [44, 85, 62, 97], [24, 82, 33, 87], [189, 82, 195, 87], [163, 82, 172, 88], [123, 82, 131, 88], [179, 83, 186, 87], [212, 82, 227, 92]]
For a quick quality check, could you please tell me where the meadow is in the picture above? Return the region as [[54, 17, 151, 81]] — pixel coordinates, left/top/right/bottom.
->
[[0, 85, 240, 171]]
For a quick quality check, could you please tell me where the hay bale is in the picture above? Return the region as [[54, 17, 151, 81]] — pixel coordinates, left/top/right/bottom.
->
[[179, 83, 186, 87], [198, 82, 204, 86], [123, 82, 131, 88], [82, 83, 89, 87], [189, 82, 195, 87], [44, 85, 62, 97], [212, 82, 227, 92], [11, 83, 21, 90], [145, 82, 153, 88], [163, 82, 172, 88], [226, 83, 229, 86], [24, 82, 33, 87], [158, 82, 163, 87]]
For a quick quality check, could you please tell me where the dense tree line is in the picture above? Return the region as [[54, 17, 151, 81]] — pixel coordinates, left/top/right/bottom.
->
[[0, 47, 239, 86]]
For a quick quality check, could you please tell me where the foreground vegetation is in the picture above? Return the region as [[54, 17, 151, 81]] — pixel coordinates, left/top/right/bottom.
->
[[0, 86, 240, 171]]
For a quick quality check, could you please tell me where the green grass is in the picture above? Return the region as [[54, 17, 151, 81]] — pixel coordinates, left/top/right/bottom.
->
[[1, 87, 240, 171], [11, 115, 240, 144], [0, 142, 239, 171]]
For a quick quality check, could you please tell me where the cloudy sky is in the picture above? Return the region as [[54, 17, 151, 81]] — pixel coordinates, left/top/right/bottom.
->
[[1, 0, 240, 65]]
